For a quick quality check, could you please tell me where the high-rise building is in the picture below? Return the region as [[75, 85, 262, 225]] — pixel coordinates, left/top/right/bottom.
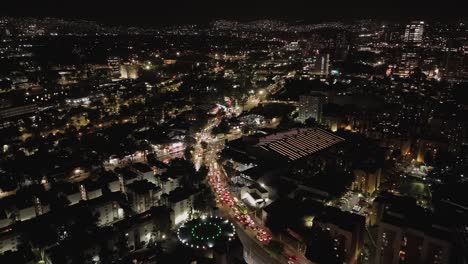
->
[[403, 21, 425, 45], [352, 167, 382, 195], [333, 31, 349, 61], [120, 64, 139, 79], [399, 50, 420, 77], [298, 94, 325, 123], [375, 214, 452, 264], [107, 56, 121, 79], [374, 194, 453, 264], [306, 51, 330, 77], [442, 39, 466, 79], [398, 21, 425, 77], [314, 53, 330, 76], [314, 207, 366, 264]]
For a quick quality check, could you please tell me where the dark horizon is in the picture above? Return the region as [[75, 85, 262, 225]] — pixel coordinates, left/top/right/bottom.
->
[[2, 0, 467, 26]]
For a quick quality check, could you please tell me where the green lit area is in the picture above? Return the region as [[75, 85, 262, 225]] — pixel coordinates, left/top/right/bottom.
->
[[177, 216, 236, 250]]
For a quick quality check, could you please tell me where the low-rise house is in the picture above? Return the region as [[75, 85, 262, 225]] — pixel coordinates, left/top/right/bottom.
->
[[240, 182, 269, 208]]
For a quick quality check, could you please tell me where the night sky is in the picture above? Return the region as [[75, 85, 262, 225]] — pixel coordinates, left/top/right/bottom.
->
[[2, 0, 466, 25]]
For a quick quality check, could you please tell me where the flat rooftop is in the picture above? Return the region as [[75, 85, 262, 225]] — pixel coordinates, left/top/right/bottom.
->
[[257, 128, 344, 161]]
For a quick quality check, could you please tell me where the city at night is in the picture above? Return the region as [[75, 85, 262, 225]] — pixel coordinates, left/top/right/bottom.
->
[[0, 2, 467, 264]]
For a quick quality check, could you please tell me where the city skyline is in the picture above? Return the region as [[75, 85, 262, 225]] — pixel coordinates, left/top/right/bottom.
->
[[0, 9, 467, 264], [2, 1, 467, 26]]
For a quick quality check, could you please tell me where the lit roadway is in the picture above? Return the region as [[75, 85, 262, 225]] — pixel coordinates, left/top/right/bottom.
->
[[240, 80, 296, 113], [196, 118, 314, 264]]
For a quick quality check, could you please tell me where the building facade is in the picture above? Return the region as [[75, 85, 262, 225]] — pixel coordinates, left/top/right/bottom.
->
[[298, 95, 325, 123]]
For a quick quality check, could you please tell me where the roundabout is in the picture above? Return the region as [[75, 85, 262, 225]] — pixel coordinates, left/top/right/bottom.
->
[[177, 215, 236, 250]]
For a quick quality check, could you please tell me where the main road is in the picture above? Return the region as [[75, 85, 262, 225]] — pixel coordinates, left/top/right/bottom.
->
[[189, 81, 314, 264], [195, 124, 314, 264]]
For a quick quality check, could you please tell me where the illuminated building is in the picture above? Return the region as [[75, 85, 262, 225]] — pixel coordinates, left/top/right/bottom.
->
[[0, 228, 21, 254], [240, 183, 269, 208], [314, 208, 366, 264], [287, 41, 300, 51], [352, 168, 381, 195], [317, 53, 330, 76], [17, 197, 50, 222], [375, 215, 452, 264], [131, 163, 157, 184], [398, 21, 425, 77], [163, 188, 198, 226], [120, 64, 139, 79], [262, 200, 365, 264], [403, 21, 425, 45], [256, 128, 344, 161], [159, 175, 181, 195], [79, 180, 103, 201], [374, 194, 453, 264], [298, 94, 326, 123], [308, 52, 330, 77], [107, 56, 121, 79], [399, 50, 420, 77], [117, 206, 171, 251], [126, 180, 162, 214], [163, 59, 177, 65], [87, 193, 125, 227]]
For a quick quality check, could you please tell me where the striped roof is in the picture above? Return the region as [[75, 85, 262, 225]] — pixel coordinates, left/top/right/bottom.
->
[[257, 128, 344, 161]]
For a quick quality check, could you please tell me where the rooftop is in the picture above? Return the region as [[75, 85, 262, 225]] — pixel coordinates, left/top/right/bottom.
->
[[126, 180, 160, 194], [118, 168, 138, 181], [167, 187, 198, 203], [257, 128, 344, 161], [132, 162, 153, 173], [377, 192, 454, 242], [315, 206, 366, 232]]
